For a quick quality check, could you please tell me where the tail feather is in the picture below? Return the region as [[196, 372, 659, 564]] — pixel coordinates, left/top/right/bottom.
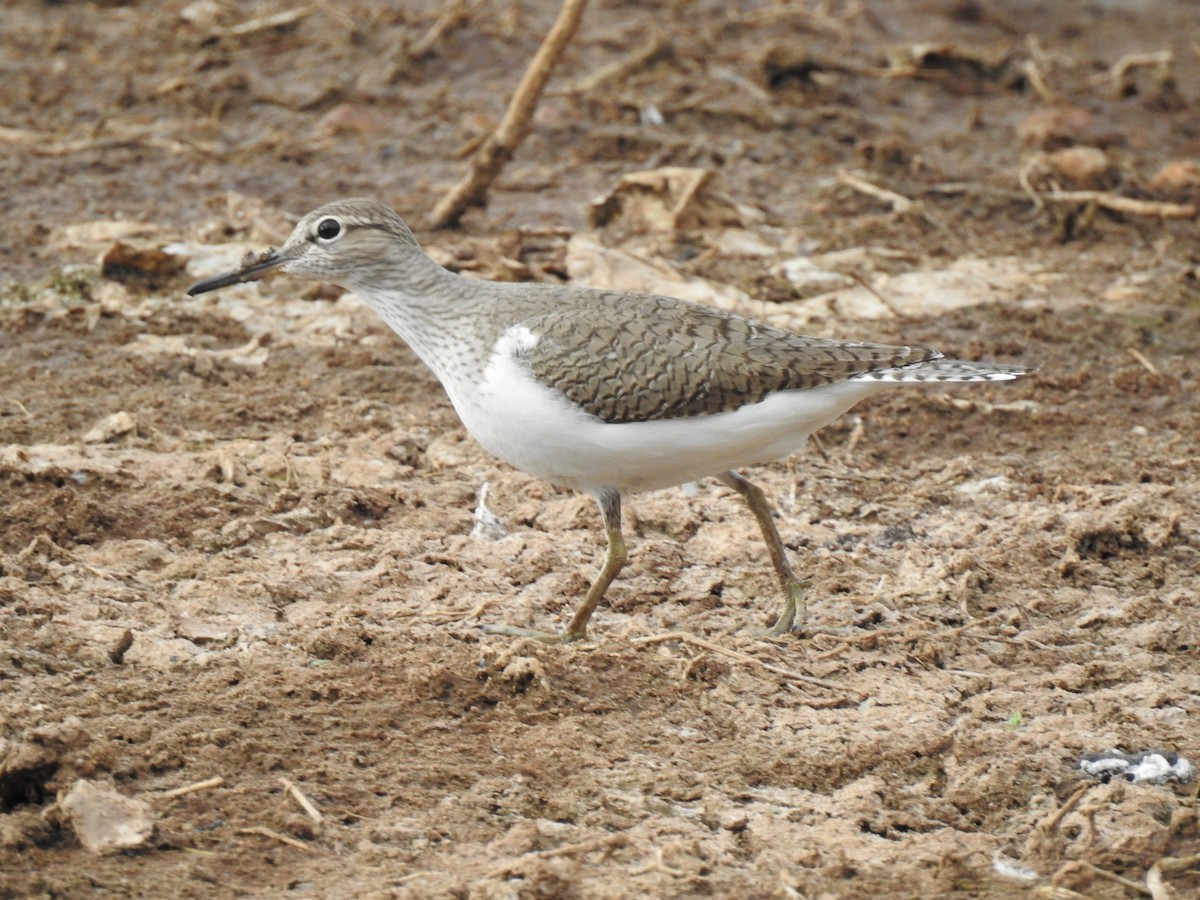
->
[[853, 359, 1033, 383]]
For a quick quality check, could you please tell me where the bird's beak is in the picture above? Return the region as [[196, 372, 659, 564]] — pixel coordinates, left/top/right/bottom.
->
[[186, 248, 289, 296]]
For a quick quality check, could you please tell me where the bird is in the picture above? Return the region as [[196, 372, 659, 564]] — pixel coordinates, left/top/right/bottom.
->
[[187, 198, 1032, 642]]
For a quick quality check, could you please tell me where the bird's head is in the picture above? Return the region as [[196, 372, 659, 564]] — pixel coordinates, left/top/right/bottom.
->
[[187, 198, 421, 295]]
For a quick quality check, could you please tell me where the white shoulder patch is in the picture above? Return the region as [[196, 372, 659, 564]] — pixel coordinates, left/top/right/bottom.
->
[[494, 324, 540, 359]]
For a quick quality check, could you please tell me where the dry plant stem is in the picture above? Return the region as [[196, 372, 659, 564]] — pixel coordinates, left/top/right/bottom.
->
[[217, 6, 315, 39], [156, 776, 224, 801], [1052, 861, 1152, 897], [838, 169, 954, 237], [410, 0, 484, 59], [1146, 863, 1170, 900], [1043, 191, 1195, 219], [430, 0, 589, 228], [1149, 854, 1200, 900], [533, 833, 628, 861], [837, 169, 914, 213], [1110, 50, 1174, 95], [1127, 347, 1161, 376], [1022, 60, 1056, 103], [576, 33, 668, 92], [487, 834, 628, 877], [1037, 783, 1091, 835], [933, 180, 1196, 219], [633, 631, 861, 697], [238, 826, 312, 851], [280, 777, 324, 826]]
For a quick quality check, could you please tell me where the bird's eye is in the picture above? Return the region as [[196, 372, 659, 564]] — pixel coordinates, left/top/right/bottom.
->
[[316, 218, 342, 241]]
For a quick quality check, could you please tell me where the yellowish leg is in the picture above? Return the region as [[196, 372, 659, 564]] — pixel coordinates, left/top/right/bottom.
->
[[717, 470, 807, 635], [483, 490, 626, 643]]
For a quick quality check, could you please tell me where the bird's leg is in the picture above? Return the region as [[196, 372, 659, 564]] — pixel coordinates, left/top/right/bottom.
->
[[717, 470, 807, 636], [482, 490, 626, 643], [561, 490, 626, 641]]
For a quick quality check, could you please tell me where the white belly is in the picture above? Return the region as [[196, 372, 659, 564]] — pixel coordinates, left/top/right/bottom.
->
[[453, 338, 888, 496]]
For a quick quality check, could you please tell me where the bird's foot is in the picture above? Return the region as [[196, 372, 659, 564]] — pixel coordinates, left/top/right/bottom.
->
[[479, 623, 589, 644], [748, 577, 809, 639]]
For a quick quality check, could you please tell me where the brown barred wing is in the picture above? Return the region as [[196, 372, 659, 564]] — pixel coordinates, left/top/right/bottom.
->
[[517, 294, 939, 424]]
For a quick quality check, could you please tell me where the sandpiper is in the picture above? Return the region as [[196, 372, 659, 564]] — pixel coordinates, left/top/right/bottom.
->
[[188, 198, 1032, 641]]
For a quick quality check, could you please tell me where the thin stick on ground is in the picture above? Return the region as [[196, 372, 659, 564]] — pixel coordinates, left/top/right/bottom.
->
[[837, 169, 915, 213], [429, 0, 589, 228], [1036, 783, 1091, 836], [155, 776, 224, 801], [1149, 854, 1200, 900], [837, 169, 954, 237], [575, 33, 668, 92], [1127, 347, 1161, 377], [488, 834, 629, 877], [633, 631, 863, 698], [280, 777, 324, 826], [237, 826, 312, 852], [410, 0, 485, 60], [1051, 861, 1152, 897], [1040, 190, 1195, 219]]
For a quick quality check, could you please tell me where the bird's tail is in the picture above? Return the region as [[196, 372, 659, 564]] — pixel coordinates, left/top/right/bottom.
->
[[853, 358, 1033, 383]]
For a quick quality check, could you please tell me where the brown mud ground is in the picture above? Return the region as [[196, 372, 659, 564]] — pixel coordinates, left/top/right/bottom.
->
[[2, 2, 1198, 897]]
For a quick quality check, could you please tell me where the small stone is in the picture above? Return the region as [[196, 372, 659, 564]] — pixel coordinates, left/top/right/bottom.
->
[[60, 779, 155, 855], [718, 811, 748, 832], [83, 410, 137, 444], [1043, 146, 1114, 188], [1149, 160, 1200, 193]]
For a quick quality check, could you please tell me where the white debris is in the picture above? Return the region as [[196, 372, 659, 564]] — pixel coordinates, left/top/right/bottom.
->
[[955, 475, 1016, 496], [992, 855, 1040, 882], [60, 779, 155, 855], [1079, 749, 1196, 784], [471, 482, 508, 541], [773, 257, 855, 292], [82, 410, 137, 444], [639, 104, 665, 126]]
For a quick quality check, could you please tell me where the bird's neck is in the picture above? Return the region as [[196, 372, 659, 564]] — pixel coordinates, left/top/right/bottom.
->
[[348, 252, 504, 392]]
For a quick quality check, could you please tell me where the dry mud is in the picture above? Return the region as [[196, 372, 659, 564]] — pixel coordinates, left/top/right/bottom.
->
[[2, 1, 1198, 897]]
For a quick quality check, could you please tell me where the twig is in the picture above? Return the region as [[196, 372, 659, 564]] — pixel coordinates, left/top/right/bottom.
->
[[1149, 854, 1200, 900], [430, 0, 589, 228], [837, 170, 915, 213], [632, 631, 861, 697], [1146, 861, 1172, 900], [1021, 60, 1056, 103], [1022, 36, 1057, 103], [1127, 347, 1161, 377], [813, 612, 1008, 662], [154, 776, 225, 801], [1109, 50, 1174, 96], [1041, 191, 1195, 220], [931, 178, 1198, 220], [237, 826, 312, 851], [811, 628, 888, 660], [410, 0, 485, 59], [534, 833, 628, 861], [1051, 861, 1152, 897], [280, 777, 324, 826], [837, 170, 955, 238], [1036, 783, 1091, 835], [576, 33, 668, 92], [487, 833, 628, 877], [218, 6, 315, 39]]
